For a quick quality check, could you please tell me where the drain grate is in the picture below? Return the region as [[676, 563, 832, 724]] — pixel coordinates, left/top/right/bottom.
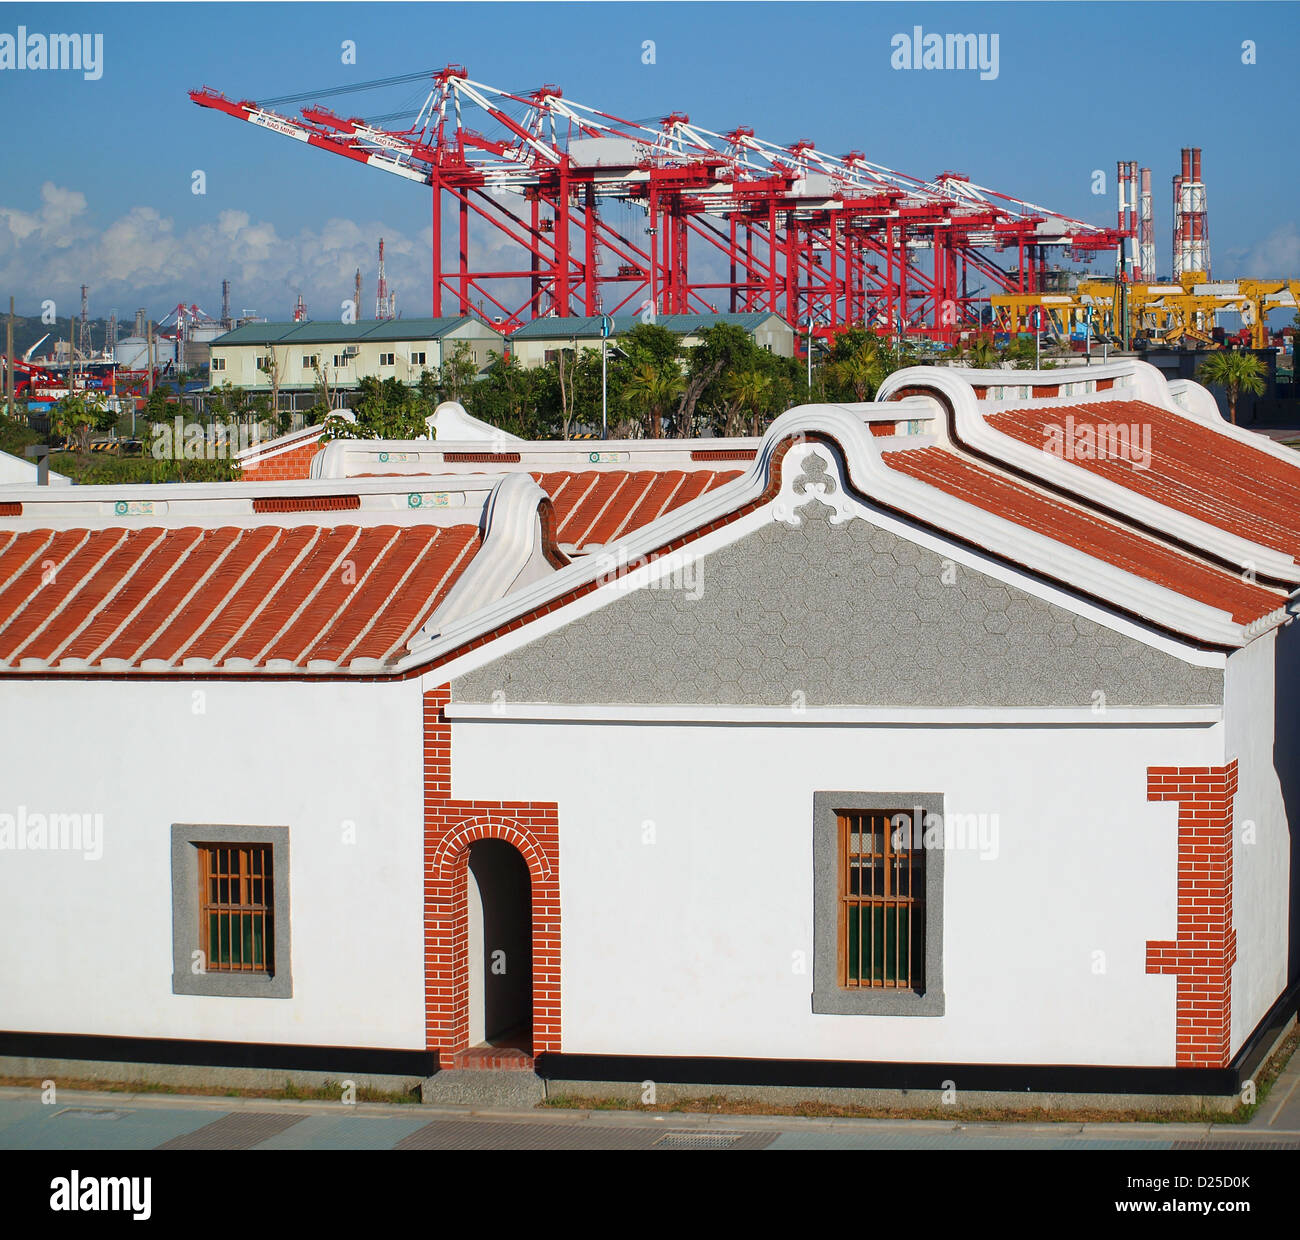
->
[[56, 1109, 129, 1121], [653, 1130, 742, 1150]]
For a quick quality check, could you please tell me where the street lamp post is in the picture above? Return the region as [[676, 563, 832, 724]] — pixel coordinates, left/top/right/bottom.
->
[[600, 313, 612, 439], [806, 316, 814, 396]]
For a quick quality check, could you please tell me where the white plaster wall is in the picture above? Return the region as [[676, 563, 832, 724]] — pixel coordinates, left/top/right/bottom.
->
[[1225, 630, 1293, 1054], [0, 679, 426, 1050], [452, 717, 1226, 1066]]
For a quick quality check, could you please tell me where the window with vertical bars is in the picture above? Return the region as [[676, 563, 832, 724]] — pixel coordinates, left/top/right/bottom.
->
[[838, 811, 924, 991], [198, 844, 274, 974]]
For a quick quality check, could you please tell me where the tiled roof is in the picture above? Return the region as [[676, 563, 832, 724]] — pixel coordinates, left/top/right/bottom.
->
[[0, 523, 480, 673], [985, 400, 1300, 561], [884, 446, 1286, 626], [533, 469, 742, 551], [508, 312, 788, 340], [213, 317, 496, 346]]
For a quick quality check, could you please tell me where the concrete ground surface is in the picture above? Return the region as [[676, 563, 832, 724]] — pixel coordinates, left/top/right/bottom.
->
[[2, 1059, 1298, 1149]]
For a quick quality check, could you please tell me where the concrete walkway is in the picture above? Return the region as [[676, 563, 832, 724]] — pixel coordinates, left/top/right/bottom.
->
[[2, 1087, 1298, 1151], [1250, 1053, 1300, 1132]]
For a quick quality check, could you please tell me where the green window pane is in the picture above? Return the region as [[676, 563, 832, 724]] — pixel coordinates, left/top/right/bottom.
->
[[846, 906, 915, 986]]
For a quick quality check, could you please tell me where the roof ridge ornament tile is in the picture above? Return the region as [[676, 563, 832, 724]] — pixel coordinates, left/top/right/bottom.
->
[[414, 472, 551, 644]]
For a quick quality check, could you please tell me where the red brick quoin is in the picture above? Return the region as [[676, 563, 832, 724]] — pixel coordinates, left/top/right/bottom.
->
[[1146, 762, 1239, 1068], [423, 686, 560, 1066]]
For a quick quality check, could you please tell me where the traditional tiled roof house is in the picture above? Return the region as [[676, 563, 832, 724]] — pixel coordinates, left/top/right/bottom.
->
[[1, 359, 1295, 1097]]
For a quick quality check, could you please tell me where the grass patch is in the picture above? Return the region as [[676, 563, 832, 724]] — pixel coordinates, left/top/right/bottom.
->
[[46, 450, 237, 485], [0, 1074, 422, 1105]]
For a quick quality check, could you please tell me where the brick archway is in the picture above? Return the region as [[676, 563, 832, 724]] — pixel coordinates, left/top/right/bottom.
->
[[424, 688, 560, 1066]]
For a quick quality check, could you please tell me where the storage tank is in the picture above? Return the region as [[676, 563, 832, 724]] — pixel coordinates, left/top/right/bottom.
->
[[113, 335, 179, 369]]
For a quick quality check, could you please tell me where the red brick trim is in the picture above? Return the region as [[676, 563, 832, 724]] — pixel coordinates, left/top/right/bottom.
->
[[0, 502, 21, 517], [1146, 762, 1239, 1068], [1097, 378, 1115, 391], [423, 686, 560, 1066]]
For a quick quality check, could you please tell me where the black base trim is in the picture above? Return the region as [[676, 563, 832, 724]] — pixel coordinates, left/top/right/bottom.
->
[[537, 978, 1300, 1098], [3, 976, 1295, 1096], [0, 1031, 436, 1079]]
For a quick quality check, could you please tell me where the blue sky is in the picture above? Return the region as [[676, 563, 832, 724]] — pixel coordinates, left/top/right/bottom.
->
[[1, 1, 1296, 324]]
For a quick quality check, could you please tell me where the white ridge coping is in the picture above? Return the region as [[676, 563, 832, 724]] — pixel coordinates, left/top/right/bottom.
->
[[0, 473, 506, 531], [312, 399, 939, 480], [443, 703, 1224, 726], [397, 400, 1287, 670], [878, 364, 1300, 584]]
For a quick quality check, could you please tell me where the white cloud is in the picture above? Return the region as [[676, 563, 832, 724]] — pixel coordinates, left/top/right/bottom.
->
[[1233, 222, 1300, 279], [0, 183, 433, 321]]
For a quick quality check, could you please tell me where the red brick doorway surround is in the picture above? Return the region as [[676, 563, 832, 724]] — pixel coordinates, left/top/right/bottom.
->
[[423, 687, 560, 1067]]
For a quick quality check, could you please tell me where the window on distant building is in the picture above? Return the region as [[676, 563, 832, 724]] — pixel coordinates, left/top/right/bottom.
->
[[811, 792, 943, 1016], [302, 355, 319, 370], [333, 354, 350, 368], [256, 356, 271, 373], [211, 356, 226, 372], [379, 352, 395, 366], [171, 825, 291, 998], [411, 351, 426, 366]]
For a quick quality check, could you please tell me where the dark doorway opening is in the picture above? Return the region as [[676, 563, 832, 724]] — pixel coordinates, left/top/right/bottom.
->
[[467, 839, 533, 1049]]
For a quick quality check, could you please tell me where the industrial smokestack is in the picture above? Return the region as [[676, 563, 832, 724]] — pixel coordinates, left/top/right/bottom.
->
[[1139, 167, 1155, 282]]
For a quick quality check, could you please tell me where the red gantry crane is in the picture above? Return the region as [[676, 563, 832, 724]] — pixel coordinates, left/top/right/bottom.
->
[[190, 66, 1127, 343]]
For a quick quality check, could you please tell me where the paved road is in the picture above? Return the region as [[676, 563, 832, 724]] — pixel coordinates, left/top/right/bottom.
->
[[2, 1084, 1298, 1150]]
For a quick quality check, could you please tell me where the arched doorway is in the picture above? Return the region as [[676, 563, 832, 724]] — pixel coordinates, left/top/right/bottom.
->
[[466, 839, 533, 1049]]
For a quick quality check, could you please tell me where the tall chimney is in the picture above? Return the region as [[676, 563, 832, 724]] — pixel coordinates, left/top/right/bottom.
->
[[1139, 166, 1155, 282]]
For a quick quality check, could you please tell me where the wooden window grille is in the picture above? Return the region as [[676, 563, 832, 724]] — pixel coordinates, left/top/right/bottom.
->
[[838, 811, 923, 990], [198, 844, 274, 974]]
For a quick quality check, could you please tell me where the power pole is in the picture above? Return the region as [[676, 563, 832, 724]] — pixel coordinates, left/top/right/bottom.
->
[[5, 296, 14, 420]]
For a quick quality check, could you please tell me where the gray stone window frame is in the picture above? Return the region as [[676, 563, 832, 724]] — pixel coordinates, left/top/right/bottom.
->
[[171, 824, 292, 999], [812, 792, 944, 1016]]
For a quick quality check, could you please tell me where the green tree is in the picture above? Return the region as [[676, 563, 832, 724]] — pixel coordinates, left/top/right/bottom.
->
[[622, 359, 685, 439], [52, 391, 116, 452], [721, 366, 772, 437], [967, 333, 999, 368], [1197, 350, 1267, 425], [678, 322, 758, 436], [466, 352, 549, 439], [438, 341, 479, 405], [322, 375, 429, 440]]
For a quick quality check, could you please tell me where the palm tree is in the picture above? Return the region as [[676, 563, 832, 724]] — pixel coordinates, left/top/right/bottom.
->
[[967, 333, 999, 368], [1196, 351, 1266, 425], [721, 367, 772, 437], [831, 339, 882, 402], [623, 360, 684, 438]]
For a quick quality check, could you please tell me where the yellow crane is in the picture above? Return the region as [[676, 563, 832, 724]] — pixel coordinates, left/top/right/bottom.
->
[[991, 275, 1300, 349]]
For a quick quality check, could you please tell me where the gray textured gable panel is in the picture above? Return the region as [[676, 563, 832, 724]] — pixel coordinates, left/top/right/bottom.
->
[[452, 498, 1223, 709]]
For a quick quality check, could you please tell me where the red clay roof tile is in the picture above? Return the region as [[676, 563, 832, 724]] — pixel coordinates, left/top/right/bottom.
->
[[885, 445, 1285, 625], [0, 523, 482, 672]]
